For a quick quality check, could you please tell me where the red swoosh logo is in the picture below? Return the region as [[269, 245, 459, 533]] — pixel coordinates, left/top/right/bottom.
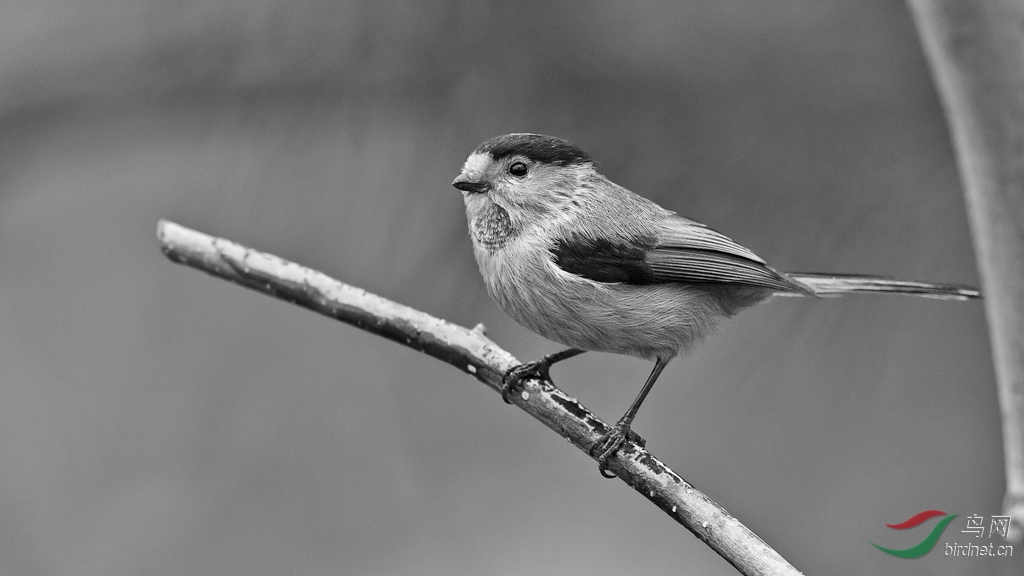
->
[[885, 509, 947, 530]]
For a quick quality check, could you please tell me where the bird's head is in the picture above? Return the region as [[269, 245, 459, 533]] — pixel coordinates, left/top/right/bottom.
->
[[452, 133, 600, 228]]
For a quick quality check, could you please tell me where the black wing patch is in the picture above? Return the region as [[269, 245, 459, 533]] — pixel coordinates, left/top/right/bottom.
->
[[551, 235, 804, 292], [552, 237, 656, 284]]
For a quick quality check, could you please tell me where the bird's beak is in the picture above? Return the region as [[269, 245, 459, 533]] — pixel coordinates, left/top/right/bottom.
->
[[452, 173, 490, 194]]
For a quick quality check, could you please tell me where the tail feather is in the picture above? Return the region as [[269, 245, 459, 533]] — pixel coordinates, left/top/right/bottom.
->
[[785, 272, 980, 301]]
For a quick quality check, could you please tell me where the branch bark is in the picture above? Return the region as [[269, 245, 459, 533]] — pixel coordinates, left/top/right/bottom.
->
[[908, 0, 1024, 543], [157, 219, 803, 576]]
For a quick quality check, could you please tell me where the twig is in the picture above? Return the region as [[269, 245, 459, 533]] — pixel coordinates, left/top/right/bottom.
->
[[157, 219, 803, 576], [908, 0, 1024, 542]]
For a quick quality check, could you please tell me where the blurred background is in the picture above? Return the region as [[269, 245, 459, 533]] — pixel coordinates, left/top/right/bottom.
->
[[0, 1, 1008, 574]]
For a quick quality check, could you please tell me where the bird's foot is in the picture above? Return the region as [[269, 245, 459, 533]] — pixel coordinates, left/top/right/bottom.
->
[[500, 359, 553, 404], [591, 420, 646, 479]]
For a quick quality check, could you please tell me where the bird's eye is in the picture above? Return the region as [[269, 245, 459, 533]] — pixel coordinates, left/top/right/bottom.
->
[[509, 162, 528, 178]]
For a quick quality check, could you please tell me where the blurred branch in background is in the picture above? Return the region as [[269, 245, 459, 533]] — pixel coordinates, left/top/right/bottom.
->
[[157, 220, 803, 576], [908, 0, 1024, 542]]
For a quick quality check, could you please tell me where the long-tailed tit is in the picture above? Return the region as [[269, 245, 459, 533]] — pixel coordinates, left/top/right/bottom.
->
[[452, 133, 979, 478]]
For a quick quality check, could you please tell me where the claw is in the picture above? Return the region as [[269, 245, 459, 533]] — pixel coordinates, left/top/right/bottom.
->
[[500, 360, 551, 404], [500, 349, 585, 404], [591, 421, 645, 478]]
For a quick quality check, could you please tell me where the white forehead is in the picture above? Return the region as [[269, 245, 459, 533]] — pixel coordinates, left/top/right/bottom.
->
[[461, 152, 492, 176]]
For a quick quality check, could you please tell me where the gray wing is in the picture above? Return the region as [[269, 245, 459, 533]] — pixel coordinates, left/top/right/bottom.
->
[[551, 215, 810, 293]]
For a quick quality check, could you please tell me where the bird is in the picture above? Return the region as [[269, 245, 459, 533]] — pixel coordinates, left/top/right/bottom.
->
[[451, 133, 980, 478]]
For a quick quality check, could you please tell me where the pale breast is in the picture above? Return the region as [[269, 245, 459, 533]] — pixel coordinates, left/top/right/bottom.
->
[[474, 231, 736, 361]]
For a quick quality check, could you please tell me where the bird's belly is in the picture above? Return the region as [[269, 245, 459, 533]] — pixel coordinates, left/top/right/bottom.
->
[[481, 248, 733, 360]]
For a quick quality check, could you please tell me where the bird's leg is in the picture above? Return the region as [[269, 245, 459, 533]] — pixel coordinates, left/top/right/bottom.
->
[[591, 356, 670, 478], [501, 348, 586, 403]]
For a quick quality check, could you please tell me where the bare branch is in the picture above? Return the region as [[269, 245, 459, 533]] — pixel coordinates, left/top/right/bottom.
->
[[158, 219, 803, 576], [908, 0, 1024, 542]]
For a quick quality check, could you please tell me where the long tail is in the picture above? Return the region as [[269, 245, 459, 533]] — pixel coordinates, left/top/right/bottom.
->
[[785, 272, 980, 301]]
